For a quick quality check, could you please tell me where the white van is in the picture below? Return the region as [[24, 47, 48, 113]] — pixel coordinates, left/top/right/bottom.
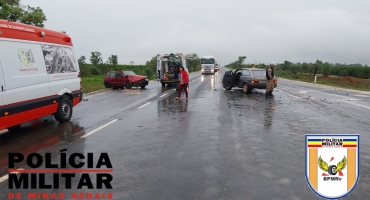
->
[[0, 19, 83, 131]]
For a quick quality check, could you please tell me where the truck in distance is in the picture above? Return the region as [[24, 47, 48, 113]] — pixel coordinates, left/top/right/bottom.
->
[[201, 55, 215, 75]]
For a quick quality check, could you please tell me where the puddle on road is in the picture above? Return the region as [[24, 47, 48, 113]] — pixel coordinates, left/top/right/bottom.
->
[[124, 89, 142, 94]]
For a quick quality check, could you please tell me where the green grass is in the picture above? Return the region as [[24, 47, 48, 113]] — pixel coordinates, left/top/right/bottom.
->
[[277, 71, 370, 91], [81, 75, 106, 94]]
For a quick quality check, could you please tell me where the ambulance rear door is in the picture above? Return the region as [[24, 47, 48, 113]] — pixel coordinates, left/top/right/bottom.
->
[[181, 54, 189, 73], [156, 54, 162, 81]]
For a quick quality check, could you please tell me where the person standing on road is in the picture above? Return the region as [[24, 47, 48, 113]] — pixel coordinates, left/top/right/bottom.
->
[[266, 62, 276, 98], [176, 66, 189, 100]]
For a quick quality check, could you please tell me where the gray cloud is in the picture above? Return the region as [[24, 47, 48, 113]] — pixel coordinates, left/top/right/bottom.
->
[[25, 0, 370, 65]]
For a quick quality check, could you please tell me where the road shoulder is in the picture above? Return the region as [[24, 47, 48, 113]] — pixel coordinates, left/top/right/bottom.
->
[[278, 77, 370, 95]]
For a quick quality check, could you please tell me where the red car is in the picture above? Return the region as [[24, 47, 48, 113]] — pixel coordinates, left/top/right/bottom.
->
[[104, 70, 149, 89]]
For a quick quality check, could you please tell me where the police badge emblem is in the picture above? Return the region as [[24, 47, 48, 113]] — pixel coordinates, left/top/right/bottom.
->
[[305, 134, 360, 199]]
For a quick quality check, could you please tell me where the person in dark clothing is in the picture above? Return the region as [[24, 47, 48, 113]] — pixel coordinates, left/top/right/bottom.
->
[[266, 62, 276, 98]]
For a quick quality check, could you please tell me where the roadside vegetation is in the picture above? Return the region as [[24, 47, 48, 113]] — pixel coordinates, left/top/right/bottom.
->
[[224, 57, 370, 91], [79, 52, 203, 93], [0, 0, 46, 27]]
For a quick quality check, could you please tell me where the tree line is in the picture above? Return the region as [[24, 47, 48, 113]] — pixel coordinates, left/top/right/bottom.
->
[[225, 57, 370, 79], [78, 52, 203, 80], [0, 0, 46, 27]]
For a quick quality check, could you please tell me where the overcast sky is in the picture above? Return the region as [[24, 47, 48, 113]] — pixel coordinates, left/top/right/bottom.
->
[[24, 0, 370, 65]]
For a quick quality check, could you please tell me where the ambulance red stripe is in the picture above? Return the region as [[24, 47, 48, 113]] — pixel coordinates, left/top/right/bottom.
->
[[0, 20, 72, 46]]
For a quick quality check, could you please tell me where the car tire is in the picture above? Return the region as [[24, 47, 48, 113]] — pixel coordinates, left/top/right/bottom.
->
[[54, 97, 73, 123], [125, 82, 132, 89], [224, 86, 232, 90], [328, 165, 337, 175], [104, 82, 111, 88], [243, 83, 251, 94], [140, 85, 146, 89]]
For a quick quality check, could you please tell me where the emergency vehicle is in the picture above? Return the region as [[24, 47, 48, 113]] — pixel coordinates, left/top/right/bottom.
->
[[0, 19, 83, 131], [156, 53, 189, 90]]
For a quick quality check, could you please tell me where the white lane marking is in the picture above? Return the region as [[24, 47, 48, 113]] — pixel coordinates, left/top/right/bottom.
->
[[0, 168, 24, 183], [160, 93, 167, 97], [353, 94, 370, 97], [86, 93, 106, 98], [138, 102, 151, 109], [329, 99, 360, 102], [80, 119, 118, 138], [326, 93, 355, 100], [343, 101, 370, 110], [298, 91, 308, 94], [275, 89, 300, 99]]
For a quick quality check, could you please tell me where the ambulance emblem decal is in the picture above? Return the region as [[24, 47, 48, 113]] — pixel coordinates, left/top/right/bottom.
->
[[18, 48, 35, 66], [305, 134, 360, 199]]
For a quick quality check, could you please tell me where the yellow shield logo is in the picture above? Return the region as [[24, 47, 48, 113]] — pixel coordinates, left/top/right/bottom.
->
[[18, 48, 34, 66]]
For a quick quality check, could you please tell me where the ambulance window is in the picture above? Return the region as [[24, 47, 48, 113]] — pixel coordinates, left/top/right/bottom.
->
[[109, 72, 115, 78]]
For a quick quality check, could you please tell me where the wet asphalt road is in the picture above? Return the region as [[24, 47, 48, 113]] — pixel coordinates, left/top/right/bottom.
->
[[0, 68, 369, 200]]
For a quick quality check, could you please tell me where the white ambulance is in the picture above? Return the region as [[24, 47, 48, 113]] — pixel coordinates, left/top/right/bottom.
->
[[156, 53, 189, 90], [0, 19, 83, 131]]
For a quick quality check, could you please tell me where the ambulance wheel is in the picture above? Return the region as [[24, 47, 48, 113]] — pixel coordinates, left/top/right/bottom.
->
[[328, 165, 337, 175], [125, 82, 132, 89], [7, 125, 22, 132], [54, 98, 72, 122]]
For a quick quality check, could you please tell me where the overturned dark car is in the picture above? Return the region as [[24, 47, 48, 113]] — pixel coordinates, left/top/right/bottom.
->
[[222, 68, 277, 93]]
